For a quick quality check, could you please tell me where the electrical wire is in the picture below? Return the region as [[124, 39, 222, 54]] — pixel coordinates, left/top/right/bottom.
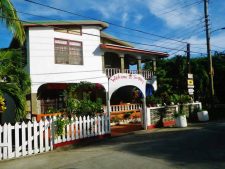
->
[[0, 14, 208, 55], [24, 0, 189, 44]]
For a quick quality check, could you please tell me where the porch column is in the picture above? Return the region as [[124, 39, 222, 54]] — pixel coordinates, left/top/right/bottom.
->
[[31, 93, 38, 114], [137, 56, 142, 74], [119, 53, 125, 73]]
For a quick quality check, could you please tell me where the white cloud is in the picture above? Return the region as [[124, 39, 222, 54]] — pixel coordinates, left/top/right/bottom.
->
[[11, 0, 146, 26], [146, 0, 201, 29], [134, 14, 143, 24], [121, 12, 128, 26]]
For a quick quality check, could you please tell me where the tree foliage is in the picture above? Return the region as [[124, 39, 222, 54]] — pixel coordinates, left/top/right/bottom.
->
[[145, 53, 225, 105], [0, 50, 30, 121], [0, 0, 25, 45]]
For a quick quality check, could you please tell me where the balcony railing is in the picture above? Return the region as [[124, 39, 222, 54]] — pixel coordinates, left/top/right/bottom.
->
[[105, 68, 154, 80], [103, 104, 143, 113]]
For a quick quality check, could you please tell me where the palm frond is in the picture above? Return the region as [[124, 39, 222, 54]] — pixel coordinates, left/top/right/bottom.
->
[[0, 0, 25, 45]]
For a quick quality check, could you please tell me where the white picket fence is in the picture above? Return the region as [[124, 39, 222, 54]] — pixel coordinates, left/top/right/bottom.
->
[[0, 119, 53, 160], [53, 115, 110, 145], [0, 114, 110, 160]]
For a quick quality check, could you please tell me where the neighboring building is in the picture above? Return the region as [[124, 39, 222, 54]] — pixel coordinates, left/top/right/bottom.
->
[[21, 20, 168, 122]]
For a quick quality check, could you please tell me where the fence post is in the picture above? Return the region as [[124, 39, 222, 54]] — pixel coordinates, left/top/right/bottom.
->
[[21, 122, 27, 156], [90, 117, 94, 136], [98, 116, 101, 135], [66, 118, 70, 141], [49, 117, 54, 150], [7, 123, 12, 159], [44, 119, 49, 152], [14, 122, 20, 157], [39, 120, 44, 153], [71, 117, 75, 140], [83, 116, 87, 138], [3, 123, 8, 159], [87, 116, 90, 137], [33, 120, 38, 153], [75, 116, 79, 139], [27, 121, 33, 155], [94, 116, 98, 136], [101, 115, 105, 135], [79, 116, 83, 139]]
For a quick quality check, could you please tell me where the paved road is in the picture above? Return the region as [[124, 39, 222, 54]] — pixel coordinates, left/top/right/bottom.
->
[[1, 122, 225, 169]]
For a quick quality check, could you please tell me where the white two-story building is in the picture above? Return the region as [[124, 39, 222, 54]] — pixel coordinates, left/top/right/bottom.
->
[[22, 20, 168, 126]]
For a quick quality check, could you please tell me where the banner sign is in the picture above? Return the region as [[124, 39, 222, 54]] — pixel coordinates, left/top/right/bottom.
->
[[109, 73, 146, 99]]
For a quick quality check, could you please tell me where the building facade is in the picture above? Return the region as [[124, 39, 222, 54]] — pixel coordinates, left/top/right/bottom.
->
[[23, 20, 169, 127]]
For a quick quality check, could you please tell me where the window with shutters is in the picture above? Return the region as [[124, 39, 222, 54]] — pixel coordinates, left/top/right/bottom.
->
[[54, 38, 83, 65]]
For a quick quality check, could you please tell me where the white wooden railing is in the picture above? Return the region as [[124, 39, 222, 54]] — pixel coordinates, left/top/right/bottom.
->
[[0, 119, 53, 160], [105, 68, 153, 80], [103, 104, 143, 113], [109, 104, 142, 112], [0, 114, 110, 160], [105, 68, 121, 78], [124, 69, 138, 74], [142, 70, 154, 80], [53, 115, 110, 145]]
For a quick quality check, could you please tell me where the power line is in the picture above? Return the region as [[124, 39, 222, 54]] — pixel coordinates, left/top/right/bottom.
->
[[1, 14, 208, 55], [158, 0, 202, 16], [147, 0, 203, 20], [24, 0, 189, 44], [16, 8, 206, 49]]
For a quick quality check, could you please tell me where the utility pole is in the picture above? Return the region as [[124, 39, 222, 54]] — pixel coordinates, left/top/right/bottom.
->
[[204, 0, 214, 107], [186, 43, 194, 97], [187, 43, 191, 73]]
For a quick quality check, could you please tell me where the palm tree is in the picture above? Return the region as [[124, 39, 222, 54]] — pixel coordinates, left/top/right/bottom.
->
[[0, 0, 25, 45], [0, 50, 30, 121], [0, 1, 27, 122]]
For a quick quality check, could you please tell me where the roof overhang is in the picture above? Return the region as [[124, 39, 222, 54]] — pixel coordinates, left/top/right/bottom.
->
[[100, 44, 169, 59], [23, 20, 109, 30]]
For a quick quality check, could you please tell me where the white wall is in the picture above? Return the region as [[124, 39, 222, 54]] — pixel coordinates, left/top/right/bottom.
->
[[27, 26, 108, 93]]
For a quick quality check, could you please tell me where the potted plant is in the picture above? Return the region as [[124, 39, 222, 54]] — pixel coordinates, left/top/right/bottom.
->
[[173, 94, 192, 127], [197, 109, 209, 122], [174, 103, 188, 128]]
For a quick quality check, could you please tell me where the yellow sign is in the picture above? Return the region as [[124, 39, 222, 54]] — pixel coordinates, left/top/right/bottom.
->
[[187, 79, 194, 86]]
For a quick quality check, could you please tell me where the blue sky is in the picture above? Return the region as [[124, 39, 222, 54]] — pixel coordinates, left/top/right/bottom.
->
[[1, 0, 225, 57]]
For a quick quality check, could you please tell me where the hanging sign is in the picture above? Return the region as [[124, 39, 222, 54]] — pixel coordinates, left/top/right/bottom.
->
[[109, 73, 146, 99]]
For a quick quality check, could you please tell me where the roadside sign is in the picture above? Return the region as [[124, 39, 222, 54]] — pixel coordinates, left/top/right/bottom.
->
[[187, 79, 194, 86], [188, 88, 194, 95], [188, 73, 193, 79]]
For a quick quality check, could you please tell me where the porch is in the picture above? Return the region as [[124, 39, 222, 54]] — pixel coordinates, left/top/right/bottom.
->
[[100, 44, 169, 80]]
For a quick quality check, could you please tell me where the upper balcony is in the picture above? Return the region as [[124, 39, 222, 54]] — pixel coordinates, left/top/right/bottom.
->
[[100, 44, 169, 80], [105, 68, 154, 80]]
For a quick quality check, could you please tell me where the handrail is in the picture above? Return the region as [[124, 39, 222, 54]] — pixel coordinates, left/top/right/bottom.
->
[[105, 68, 153, 80]]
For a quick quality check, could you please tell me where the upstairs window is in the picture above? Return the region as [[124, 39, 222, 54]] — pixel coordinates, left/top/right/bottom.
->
[[54, 39, 83, 65]]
